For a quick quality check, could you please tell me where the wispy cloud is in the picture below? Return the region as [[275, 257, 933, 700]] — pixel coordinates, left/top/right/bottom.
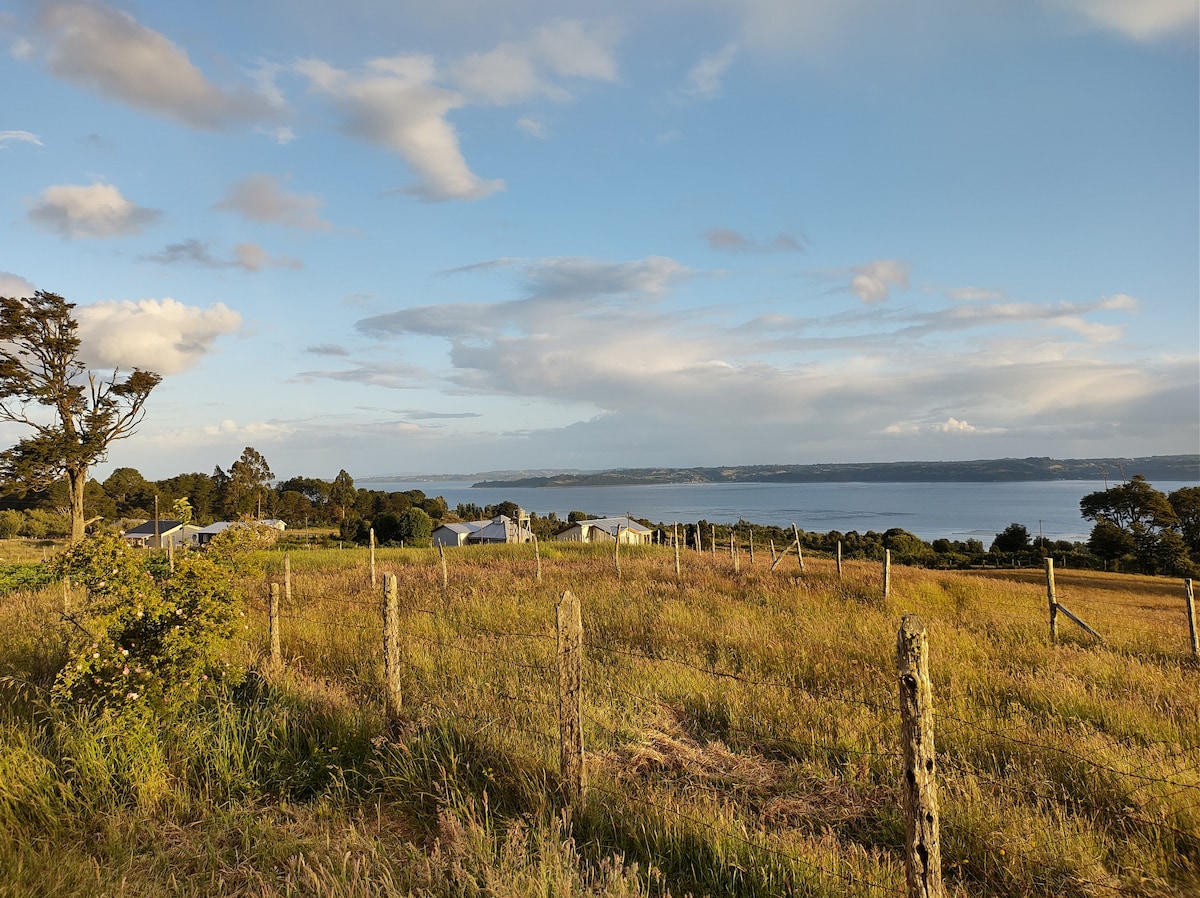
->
[[1052, 0, 1198, 41], [27, 181, 161, 239], [0, 130, 41, 147], [214, 173, 333, 231], [704, 228, 806, 253], [684, 42, 739, 98], [31, 0, 275, 130], [141, 239, 302, 272]]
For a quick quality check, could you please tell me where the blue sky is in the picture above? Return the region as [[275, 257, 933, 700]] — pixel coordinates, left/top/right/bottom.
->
[[1, 0, 1197, 481]]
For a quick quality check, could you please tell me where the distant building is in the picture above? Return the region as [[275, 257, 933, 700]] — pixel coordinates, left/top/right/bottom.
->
[[122, 520, 197, 549], [195, 520, 286, 546], [432, 511, 533, 547], [556, 516, 652, 545], [431, 521, 483, 547]]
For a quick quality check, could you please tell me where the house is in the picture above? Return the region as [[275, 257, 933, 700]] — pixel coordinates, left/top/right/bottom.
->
[[468, 514, 533, 545], [431, 521, 484, 547], [123, 519, 198, 549], [195, 520, 286, 546], [556, 516, 653, 545]]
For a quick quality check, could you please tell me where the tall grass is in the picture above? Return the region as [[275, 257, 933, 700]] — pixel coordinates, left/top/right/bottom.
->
[[1, 542, 1196, 897]]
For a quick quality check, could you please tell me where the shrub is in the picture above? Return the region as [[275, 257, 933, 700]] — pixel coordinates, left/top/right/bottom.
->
[[50, 534, 245, 713]]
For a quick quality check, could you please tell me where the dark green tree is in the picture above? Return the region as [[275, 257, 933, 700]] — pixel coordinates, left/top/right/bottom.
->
[[225, 447, 274, 518], [1169, 486, 1200, 558], [0, 291, 160, 541], [1081, 476, 1182, 574], [990, 523, 1031, 554], [328, 469, 356, 520]]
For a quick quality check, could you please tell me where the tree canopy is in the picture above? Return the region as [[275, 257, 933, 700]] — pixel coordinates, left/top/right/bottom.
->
[[0, 291, 160, 540]]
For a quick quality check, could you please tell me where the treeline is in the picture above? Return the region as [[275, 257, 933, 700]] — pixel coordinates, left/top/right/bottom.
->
[[1, 452, 1195, 577]]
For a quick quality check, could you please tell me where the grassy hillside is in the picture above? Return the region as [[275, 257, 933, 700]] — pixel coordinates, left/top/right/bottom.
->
[[0, 541, 1196, 897]]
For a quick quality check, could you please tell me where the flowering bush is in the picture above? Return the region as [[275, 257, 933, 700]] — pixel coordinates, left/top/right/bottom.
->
[[51, 534, 244, 712]]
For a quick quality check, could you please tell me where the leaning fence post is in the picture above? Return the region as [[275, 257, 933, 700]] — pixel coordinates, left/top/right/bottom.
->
[[883, 550, 892, 599], [269, 582, 282, 669], [1046, 558, 1059, 642], [1184, 579, 1197, 658], [557, 589, 586, 807], [383, 574, 403, 736], [793, 523, 804, 571], [897, 614, 944, 898]]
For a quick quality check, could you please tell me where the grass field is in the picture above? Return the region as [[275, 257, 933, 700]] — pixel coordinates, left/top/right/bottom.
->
[[0, 541, 1196, 897]]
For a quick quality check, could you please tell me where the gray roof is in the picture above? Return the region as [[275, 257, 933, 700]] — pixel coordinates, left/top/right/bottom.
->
[[435, 521, 484, 534], [124, 520, 184, 536], [573, 516, 652, 535]]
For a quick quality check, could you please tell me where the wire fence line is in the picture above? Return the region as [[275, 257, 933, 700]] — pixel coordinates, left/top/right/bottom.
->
[[239, 546, 1198, 897]]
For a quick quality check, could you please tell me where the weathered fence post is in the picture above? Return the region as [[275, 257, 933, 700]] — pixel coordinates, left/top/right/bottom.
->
[[557, 589, 586, 807], [749, 531, 755, 565], [534, 534, 542, 583], [793, 523, 804, 571], [1046, 558, 1059, 642], [369, 527, 377, 587], [883, 550, 892, 599], [837, 541, 843, 579], [732, 531, 739, 573], [383, 573, 403, 736], [614, 527, 622, 580], [711, 524, 716, 558], [1184, 579, 1197, 658], [770, 539, 776, 564], [897, 614, 944, 898], [439, 544, 449, 589], [673, 522, 681, 582], [269, 582, 282, 669]]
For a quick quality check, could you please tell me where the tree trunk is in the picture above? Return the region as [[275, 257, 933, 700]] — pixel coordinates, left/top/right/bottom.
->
[[66, 466, 87, 542]]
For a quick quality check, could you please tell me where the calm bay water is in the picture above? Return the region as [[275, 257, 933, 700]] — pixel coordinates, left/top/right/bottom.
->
[[362, 479, 1197, 544]]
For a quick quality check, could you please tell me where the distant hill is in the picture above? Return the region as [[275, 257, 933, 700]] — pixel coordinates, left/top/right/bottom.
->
[[471, 455, 1199, 488]]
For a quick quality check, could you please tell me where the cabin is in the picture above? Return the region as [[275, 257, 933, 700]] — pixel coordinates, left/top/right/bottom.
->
[[555, 516, 653, 545], [431, 521, 483, 547], [122, 520, 198, 549], [433, 511, 533, 546]]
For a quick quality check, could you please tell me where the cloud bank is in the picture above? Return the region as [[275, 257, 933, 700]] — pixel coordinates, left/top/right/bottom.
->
[[75, 297, 243, 374]]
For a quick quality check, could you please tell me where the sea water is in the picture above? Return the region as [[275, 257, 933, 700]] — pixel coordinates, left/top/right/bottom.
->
[[359, 479, 1197, 544]]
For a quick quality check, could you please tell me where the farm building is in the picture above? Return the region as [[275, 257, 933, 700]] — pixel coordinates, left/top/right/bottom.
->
[[122, 520, 198, 549], [195, 520, 287, 546], [433, 512, 533, 546], [431, 521, 482, 547], [556, 516, 653, 545]]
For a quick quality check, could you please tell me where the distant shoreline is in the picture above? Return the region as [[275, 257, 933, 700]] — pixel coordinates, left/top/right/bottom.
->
[[358, 455, 1199, 488]]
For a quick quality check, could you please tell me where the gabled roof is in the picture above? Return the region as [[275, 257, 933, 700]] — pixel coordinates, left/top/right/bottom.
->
[[435, 521, 485, 534], [124, 520, 184, 536], [574, 516, 652, 535]]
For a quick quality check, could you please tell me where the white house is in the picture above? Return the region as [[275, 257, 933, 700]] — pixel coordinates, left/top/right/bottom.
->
[[123, 519, 198, 549], [431, 521, 483, 547], [467, 514, 533, 545], [556, 516, 653, 545]]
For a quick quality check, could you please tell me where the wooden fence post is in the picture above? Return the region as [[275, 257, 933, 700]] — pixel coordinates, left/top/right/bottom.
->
[[557, 589, 586, 807], [1046, 558, 1059, 642], [534, 534, 542, 583], [749, 531, 755, 565], [673, 522, 681, 582], [837, 540, 843, 579], [711, 524, 716, 558], [732, 531, 739, 573], [439, 544, 448, 589], [369, 528, 377, 587], [793, 523, 804, 572], [1184, 579, 1197, 658], [614, 527, 622, 580], [284, 552, 292, 605], [383, 574, 403, 736], [269, 582, 282, 669], [883, 550, 892, 599], [897, 614, 943, 898]]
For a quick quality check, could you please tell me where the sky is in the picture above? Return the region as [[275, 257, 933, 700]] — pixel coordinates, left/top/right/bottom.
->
[[1, 0, 1197, 483]]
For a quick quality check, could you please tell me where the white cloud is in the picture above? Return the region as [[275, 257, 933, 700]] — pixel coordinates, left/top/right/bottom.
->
[[848, 259, 910, 304], [0, 272, 38, 297], [0, 130, 41, 147], [214, 174, 332, 231], [27, 182, 161, 239], [685, 42, 739, 98], [141, 239, 302, 272], [946, 286, 1006, 301], [933, 417, 976, 433], [517, 117, 548, 138], [75, 297, 242, 375], [33, 0, 274, 130], [704, 228, 805, 252], [297, 55, 503, 202], [1051, 0, 1198, 40], [450, 18, 618, 105]]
